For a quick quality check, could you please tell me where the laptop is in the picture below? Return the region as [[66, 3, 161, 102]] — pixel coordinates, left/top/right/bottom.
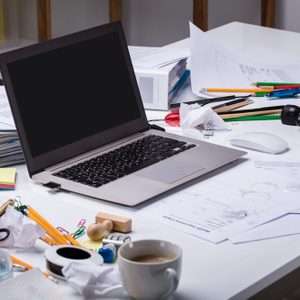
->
[[0, 22, 246, 206]]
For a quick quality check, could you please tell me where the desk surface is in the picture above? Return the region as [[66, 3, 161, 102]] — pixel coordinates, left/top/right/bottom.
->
[[3, 22, 300, 300]]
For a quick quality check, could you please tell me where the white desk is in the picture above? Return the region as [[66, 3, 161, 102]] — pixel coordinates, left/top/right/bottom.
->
[[3, 22, 300, 299]]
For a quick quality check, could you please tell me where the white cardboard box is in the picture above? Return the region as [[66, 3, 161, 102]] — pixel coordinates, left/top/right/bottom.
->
[[134, 63, 175, 111]]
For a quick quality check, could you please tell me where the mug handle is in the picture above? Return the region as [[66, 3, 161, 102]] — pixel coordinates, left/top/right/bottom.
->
[[161, 268, 179, 299]]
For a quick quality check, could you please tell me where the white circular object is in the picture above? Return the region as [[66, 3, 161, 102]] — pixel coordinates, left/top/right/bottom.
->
[[44, 245, 103, 277]]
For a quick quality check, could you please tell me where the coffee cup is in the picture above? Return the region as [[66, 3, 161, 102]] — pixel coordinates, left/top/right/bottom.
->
[[118, 239, 182, 299]]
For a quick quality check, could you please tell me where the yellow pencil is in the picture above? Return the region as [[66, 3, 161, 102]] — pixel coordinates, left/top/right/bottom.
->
[[200, 88, 272, 93], [27, 207, 69, 245], [65, 234, 81, 247]]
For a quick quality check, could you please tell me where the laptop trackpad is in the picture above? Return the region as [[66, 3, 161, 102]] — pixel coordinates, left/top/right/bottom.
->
[[138, 160, 205, 184]]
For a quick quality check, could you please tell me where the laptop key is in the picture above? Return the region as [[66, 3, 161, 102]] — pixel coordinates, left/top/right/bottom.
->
[[53, 135, 195, 187]]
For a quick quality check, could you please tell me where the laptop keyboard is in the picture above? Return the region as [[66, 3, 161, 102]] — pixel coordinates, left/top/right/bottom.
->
[[53, 134, 196, 188]]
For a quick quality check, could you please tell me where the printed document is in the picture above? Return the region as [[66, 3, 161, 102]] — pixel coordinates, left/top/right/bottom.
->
[[189, 22, 300, 96], [139, 165, 300, 243]]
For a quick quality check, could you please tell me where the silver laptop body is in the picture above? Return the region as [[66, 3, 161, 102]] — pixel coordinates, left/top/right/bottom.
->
[[0, 22, 246, 206]]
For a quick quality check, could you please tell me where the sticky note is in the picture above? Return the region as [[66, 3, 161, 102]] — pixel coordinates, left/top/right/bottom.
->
[[0, 168, 16, 189]]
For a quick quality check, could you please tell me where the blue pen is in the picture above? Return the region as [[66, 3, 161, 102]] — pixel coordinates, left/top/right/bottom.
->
[[266, 87, 300, 99]]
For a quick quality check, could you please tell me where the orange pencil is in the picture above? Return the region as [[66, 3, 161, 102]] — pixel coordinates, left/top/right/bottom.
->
[[10, 255, 50, 277], [40, 235, 59, 246], [27, 207, 69, 245], [65, 234, 81, 247]]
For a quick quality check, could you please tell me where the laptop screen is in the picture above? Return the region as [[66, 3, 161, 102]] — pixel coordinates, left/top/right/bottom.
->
[[0, 22, 149, 175]]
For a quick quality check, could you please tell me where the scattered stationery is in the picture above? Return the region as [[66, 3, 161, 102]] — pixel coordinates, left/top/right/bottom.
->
[[0, 167, 16, 189], [189, 22, 300, 98]]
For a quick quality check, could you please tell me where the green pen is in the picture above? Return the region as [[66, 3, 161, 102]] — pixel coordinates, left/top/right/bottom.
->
[[224, 114, 281, 122], [255, 82, 300, 86]]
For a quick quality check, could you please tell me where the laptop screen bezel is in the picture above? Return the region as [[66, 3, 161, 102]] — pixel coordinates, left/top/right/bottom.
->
[[0, 22, 149, 176]]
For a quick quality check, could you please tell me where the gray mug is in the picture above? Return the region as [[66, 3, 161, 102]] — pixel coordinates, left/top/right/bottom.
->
[[118, 239, 182, 300]]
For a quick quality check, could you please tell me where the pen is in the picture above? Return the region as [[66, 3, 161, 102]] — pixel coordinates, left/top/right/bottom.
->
[[212, 99, 253, 113], [266, 87, 300, 99], [169, 95, 240, 108], [254, 82, 300, 86], [200, 88, 272, 93]]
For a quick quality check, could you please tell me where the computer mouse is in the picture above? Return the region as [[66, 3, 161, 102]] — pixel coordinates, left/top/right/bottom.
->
[[229, 132, 288, 154]]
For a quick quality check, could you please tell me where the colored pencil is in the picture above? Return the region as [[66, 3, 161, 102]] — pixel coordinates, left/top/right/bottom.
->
[[259, 85, 300, 90], [219, 109, 282, 119], [224, 114, 281, 122], [254, 82, 300, 86], [200, 88, 272, 93]]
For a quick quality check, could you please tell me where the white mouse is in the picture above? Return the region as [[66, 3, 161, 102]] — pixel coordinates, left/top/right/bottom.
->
[[229, 132, 288, 154]]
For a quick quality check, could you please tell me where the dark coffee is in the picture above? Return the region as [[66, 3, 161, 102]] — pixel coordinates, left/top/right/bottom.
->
[[131, 254, 176, 263]]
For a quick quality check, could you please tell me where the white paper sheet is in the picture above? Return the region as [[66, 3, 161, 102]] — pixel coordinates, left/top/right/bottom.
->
[[189, 22, 300, 96], [229, 213, 300, 244], [138, 165, 300, 244], [0, 86, 15, 130], [0, 269, 72, 299], [128, 45, 189, 69]]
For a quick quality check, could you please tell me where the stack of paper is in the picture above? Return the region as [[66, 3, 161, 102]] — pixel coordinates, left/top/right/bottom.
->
[[0, 167, 16, 189], [0, 86, 24, 167]]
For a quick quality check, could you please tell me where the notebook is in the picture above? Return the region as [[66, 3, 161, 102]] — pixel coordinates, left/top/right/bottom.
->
[[0, 22, 246, 206]]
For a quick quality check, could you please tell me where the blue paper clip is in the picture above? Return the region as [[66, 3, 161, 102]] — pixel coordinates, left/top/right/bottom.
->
[[266, 87, 300, 99]]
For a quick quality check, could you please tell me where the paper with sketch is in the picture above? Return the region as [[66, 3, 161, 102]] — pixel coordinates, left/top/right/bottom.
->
[[138, 165, 300, 243], [189, 22, 300, 96], [0, 86, 15, 130]]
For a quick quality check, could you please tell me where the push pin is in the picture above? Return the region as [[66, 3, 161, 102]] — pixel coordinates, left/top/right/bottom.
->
[[87, 212, 132, 242]]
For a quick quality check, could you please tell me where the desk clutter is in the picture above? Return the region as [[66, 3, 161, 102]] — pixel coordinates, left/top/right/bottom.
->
[[0, 198, 132, 296]]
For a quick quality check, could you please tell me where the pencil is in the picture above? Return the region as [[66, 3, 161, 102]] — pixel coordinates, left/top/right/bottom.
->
[[219, 109, 282, 119], [200, 88, 272, 93], [27, 207, 69, 245], [254, 82, 300, 86], [10, 255, 50, 277], [40, 236, 59, 246], [65, 234, 81, 247], [259, 85, 300, 90], [224, 114, 281, 122], [212, 99, 253, 113]]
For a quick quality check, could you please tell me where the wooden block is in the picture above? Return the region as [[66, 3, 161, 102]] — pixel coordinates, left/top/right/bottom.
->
[[96, 212, 132, 233]]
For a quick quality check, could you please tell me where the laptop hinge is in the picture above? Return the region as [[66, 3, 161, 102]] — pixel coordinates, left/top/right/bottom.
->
[[43, 182, 61, 189]]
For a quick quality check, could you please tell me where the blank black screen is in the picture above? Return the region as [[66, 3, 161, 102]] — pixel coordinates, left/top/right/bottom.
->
[[7, 31, 141, 157]]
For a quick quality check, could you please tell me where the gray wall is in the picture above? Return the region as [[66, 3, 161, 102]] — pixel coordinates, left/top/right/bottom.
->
[[16, 0, 300, 46]]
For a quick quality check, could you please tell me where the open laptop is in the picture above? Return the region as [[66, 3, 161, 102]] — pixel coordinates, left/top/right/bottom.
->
[[0, 22, 246, 206]]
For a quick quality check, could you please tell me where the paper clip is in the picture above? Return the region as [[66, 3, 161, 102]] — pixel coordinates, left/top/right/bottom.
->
[[77, 218, 86, 228], [72, 226, 85, 239], [56, 226, 69, 237]]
